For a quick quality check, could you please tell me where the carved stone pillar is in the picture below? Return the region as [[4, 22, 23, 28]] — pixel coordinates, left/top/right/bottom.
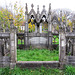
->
[[48, 14, 52, 49], [24, 3, 29, 49], [59, 26, 66, 69], [47, 3, 52, 49], [10, 19, 17, 69]]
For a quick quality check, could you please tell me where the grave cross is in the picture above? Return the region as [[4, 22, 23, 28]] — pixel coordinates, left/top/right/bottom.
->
[[31, 4, 34, 9]]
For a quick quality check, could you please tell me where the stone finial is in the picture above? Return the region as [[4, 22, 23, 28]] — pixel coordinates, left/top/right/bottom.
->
[[60, 10, 63, 26], [31, 4, 34, 9], [37, 5, 39, 13], [43, 5, 45, 9], [25, 3, 27, 10], [37, 5, 39, 10], [49, 3, 51, 10], [49, 3, 51, 14], [60, 10, 62, 18], [25, 3, 28, 13]]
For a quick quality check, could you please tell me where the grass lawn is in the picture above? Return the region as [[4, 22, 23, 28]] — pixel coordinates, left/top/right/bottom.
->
[[0, 65, 75, 75], [17, 49, 59, 61]]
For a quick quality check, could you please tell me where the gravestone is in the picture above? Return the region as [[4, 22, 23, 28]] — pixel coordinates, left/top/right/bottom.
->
[[24, 3, 52, 49], [29, 37, 47, 48]]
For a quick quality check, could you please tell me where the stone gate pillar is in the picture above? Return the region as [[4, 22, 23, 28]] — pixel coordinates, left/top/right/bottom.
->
[[24, 3, 29, 49], [59, 11, 66, 69], [48, 3, 52, 49], [59, 26, 66, 69], [10, 19, 17, 69]]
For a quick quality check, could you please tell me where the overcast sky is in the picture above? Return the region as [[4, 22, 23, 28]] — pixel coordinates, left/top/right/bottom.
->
[[0, 0, 75, 12]]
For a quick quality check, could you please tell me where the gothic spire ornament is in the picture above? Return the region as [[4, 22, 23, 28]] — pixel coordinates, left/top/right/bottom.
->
[[37, 5, 39, 14], [31, 4, 34, 9], [25, 3, 28, 14]]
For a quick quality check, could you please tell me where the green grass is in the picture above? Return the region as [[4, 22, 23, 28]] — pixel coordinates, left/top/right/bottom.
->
[[18, 39, 24, 44], [64, 65, 75, 75], [0, 65, 75, 75], [17, 49, 59, 61]]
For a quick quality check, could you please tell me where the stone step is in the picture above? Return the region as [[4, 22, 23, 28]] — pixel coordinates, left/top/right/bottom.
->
[[17, 61, 59, 69]]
